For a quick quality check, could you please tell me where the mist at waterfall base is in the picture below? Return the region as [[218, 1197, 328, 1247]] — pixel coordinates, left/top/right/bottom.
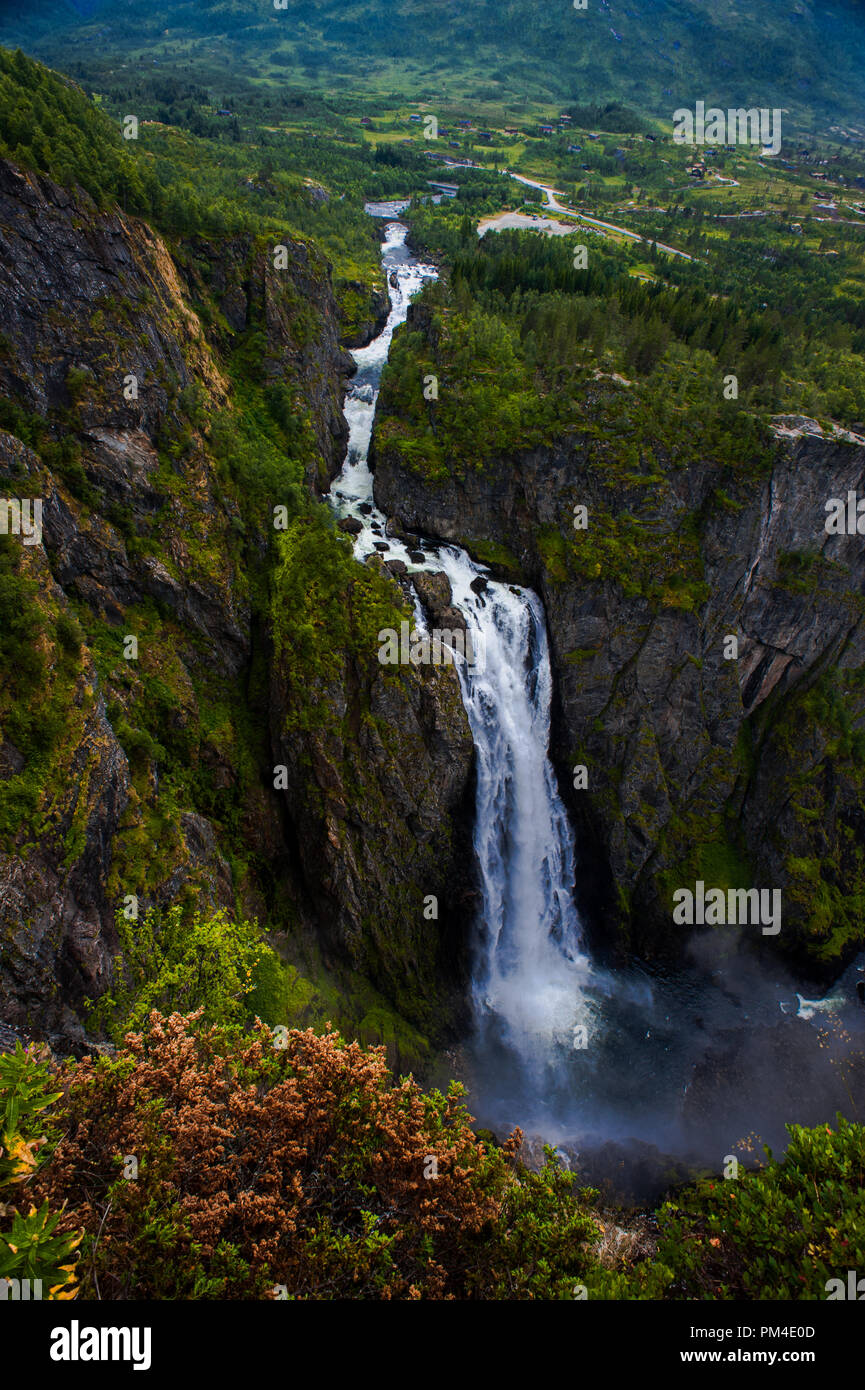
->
[[330, 217, 865, 1183]]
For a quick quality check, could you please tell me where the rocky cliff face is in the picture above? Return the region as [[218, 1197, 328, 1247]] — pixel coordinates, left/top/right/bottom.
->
[[0, 159, 473, 1051], [180, 228, 356, 494], [269, 566, 475, 1035], [373, 312, 865, 972]]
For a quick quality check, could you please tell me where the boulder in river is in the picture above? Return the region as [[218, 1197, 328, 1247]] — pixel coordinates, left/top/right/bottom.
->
[[412, 570, 468, 635], [385, 514, 422, 545]]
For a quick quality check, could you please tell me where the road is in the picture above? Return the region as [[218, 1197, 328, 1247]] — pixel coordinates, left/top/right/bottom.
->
[[499, 171, 696, 260]]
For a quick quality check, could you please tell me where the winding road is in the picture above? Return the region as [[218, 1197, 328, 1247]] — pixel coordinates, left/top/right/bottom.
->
[[484, 170, 696, 260]]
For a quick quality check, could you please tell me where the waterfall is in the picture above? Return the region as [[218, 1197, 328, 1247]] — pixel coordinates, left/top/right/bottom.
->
[[327, 218, 864, 1170], [427, 554, 593, 1061], [329, 220, 592, 1080]]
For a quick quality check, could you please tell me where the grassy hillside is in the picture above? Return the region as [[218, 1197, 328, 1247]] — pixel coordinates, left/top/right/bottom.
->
[[3, 0, 865, 136]]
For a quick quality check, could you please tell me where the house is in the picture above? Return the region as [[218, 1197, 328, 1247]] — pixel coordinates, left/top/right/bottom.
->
[[410, 113, 422, 122], [477, 131, 493, 141], [559, 114, 572, 123], [567, 144, 582, 153], [458, 119, 472, 128], [217, 109, 233, 117], [504, 128, 520, 136], [539, 124, 554, 135], [360, 117, 372, 127], [449, 140, 461, 148]]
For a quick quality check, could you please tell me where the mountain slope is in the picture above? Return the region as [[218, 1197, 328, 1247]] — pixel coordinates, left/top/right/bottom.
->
[[0, 50, 475, 1059], [2, 0, 865, 134]]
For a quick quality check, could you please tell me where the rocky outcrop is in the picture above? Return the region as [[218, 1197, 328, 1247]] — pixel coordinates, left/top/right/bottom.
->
[[341, 283, 389, 350], [373, 372, 865, 969], [269, 565, 476, 1035], [411, 569, 468, 636], [180, 229, 356, 494]]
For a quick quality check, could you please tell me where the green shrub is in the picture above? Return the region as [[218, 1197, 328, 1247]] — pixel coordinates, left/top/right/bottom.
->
[[89, 905, 276, 1042], [654, 1116, 865, 1299], [0, 1043, 82, 1299]]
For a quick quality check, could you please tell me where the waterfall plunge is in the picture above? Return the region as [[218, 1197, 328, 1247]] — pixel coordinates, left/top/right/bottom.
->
[[329, 220, 593, 1081]]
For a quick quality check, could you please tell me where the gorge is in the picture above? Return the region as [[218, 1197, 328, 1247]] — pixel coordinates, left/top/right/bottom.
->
[[332, 216, 865, 1188]]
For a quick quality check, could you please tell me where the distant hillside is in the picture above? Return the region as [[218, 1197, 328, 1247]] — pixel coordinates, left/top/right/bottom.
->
[[2, 0, 865, 136]]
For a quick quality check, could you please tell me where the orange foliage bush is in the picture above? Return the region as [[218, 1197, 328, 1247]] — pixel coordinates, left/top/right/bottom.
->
[[33, 1011, 544, 1299]]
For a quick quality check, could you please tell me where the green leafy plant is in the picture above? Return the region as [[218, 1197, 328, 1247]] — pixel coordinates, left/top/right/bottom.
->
[[89, 905, 276, 1041], [0, 1203, 81, 1298], [0, 1043, 82, 1299], [654, 1116, 865, 1299]]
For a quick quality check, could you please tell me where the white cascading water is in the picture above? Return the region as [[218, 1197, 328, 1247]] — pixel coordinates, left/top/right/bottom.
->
[[442, 572, 592, 1056], [328, 220, 593, 1075]]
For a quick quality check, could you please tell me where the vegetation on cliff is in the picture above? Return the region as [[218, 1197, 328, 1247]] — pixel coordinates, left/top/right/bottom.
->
[[0, 45, 471, 1062]]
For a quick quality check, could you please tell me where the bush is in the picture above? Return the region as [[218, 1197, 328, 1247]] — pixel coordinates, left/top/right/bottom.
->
[[32, 1011, 606, 1299], [90, 905, 275, 1043], [655, 1116, 865, 1299]]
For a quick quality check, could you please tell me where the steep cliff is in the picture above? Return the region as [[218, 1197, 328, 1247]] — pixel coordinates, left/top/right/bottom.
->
[[0, 156, 473, 1052], [373, 304, 865, 972]]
